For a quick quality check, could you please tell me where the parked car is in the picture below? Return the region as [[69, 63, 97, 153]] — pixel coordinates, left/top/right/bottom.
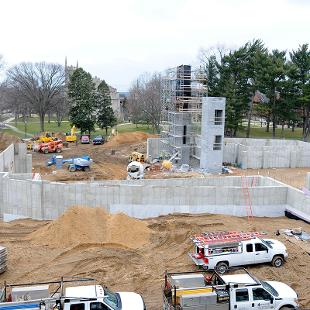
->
[[80, 134, 90, 144], [93, 135, 105, 145]]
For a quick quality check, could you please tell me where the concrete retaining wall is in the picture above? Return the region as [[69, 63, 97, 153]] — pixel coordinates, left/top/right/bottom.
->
[[0, 144, 31, 173], [0, 174, 290, 220], [149, 137, 310, 169], [0, 145, 14, 173], [224, 138, 310, 169], [286, 186, 310, 222]]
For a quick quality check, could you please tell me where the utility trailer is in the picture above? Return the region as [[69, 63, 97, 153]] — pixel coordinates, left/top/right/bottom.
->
[[189, 231, 288, 273], [0, 277, 145, 310], [163, 269, 300, 310]]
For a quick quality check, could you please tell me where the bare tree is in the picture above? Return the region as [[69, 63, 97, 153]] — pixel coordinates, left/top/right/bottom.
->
[[54, 91, 68, 127], [128, 73, 162, 133], [127, 83, 146, 125], [6, 62, 65, 132]]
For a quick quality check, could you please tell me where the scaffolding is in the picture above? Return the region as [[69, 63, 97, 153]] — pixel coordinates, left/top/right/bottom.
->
[[161, 65, 207, 121], [160, 65, 207, 164]]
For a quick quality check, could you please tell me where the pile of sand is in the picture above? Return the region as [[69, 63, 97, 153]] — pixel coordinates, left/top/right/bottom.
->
[[0, 133, 20, 151], [29, 206, 150, 248], [105, 132, 156, 147]]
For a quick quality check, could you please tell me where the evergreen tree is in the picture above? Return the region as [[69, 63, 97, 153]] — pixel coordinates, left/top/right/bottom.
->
[[68, 68, 96, 134], [289, 44, 310, 140], [96, 80, 117, 135], [205, 55, 219, 97]]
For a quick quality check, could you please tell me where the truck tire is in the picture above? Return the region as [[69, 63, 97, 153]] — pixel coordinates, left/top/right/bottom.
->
[[69, 166, 76, 172], [280, 306, 295, 310], [43, 149, 49, 154], [272, 255, 284, 267], [215, 262, 229, 274], [83, 166, 90, 172], [56, 148, 62, 153]]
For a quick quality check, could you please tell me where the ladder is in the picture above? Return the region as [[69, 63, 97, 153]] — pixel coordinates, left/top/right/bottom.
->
[[192, 231, 265, 245]]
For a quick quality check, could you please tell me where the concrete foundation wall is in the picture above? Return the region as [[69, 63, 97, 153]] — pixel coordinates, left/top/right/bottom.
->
[[0, 144, 31, 174], [13, 144, 32, 173], [286, 186, 310, 222], [224, 138, 310, 169], [1, 144, 309, 221], [0, 145, 14, 173], [0, 174, 291, 220]]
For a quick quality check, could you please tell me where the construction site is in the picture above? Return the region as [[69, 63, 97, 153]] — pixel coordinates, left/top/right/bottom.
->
[[0, 65, 310, 309]]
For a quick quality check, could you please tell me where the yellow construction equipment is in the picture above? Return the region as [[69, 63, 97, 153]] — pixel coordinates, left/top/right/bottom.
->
[[36, 132, 54, 143], [128, 152, 145, 163], [65, 125, 77, 143], [162, 160, 173, 170]]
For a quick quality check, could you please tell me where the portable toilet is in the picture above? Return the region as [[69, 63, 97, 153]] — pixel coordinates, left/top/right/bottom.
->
[[55, 155, 63, 169]]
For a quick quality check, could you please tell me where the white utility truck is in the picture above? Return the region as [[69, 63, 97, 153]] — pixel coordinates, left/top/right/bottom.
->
[[189, 231, 288, 273], [0, 277, 145, 310], [163, 269, 300, 310]]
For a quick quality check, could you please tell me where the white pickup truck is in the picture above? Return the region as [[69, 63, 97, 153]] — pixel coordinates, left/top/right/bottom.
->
[[0, 278, 145, 310], [163, 269, 300, 310], [189, 231, 288, 273]]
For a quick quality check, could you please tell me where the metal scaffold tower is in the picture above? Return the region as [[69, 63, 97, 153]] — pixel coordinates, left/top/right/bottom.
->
[[160, 65, 207, 164], [161, 65, 207, 121]]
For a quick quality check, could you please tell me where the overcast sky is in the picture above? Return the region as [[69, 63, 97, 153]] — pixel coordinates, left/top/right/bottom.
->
[[1, 0, 309, 91]]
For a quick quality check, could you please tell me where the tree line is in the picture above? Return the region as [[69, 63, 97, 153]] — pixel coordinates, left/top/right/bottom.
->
[[0, 59, 116, 134], [127, 40, 310, 138], [202, 40, 310, 139]]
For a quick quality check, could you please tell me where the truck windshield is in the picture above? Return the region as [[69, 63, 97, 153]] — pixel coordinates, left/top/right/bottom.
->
[[261, 281, 279, 297], [259, 238, 273, 249], [103, 289, 121, 309]]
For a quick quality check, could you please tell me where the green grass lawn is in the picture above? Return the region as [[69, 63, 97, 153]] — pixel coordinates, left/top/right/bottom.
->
[[9, 120, 71, 136], [237, 126, 304, 140], [3, 116, 305, 140], [4, 119, 154, 139]]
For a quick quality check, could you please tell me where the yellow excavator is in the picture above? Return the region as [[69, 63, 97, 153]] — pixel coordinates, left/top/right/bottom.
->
[[65, 125, 77, 143]]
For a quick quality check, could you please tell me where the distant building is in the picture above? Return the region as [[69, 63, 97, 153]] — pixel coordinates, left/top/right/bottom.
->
[[109, 85, 121, 120], [119, 92, 129, 121]]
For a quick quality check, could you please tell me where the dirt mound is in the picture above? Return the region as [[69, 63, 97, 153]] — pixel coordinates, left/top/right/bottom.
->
[[29, 206, 150, 248], [1, 213, 310, 309], [0, 133, 20, 151], [105, 132, 156, 147]]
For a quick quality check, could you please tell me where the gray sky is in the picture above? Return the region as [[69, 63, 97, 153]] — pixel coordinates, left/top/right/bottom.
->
[[1, 0, 309, 91]]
